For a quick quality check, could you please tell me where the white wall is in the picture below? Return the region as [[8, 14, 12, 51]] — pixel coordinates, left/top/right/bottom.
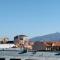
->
[[0, 44, 15, 48]]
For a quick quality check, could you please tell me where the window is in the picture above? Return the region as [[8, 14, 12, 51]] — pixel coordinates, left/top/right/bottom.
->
[[14, 36, 18, 40], [10, 58, 21, 60], [20, 37, 23, 40], [0, 58, 5, 60], [25, 59, 37, 60]]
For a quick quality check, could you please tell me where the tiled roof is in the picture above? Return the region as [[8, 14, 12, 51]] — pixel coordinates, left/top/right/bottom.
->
[[44, 42, 52, 47], [52, 42, 60, 46], [44, 42, 60, 47]]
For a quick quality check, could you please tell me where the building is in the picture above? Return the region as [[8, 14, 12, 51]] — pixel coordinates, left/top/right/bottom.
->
[[44, 42, 52, 51], [44, 41, 60, 51], [32, 41, 46, 51], [0, 44, 15, 48], [0, 37, 15, 48], [0, 37, 9, 44], [52, 42, 60, 51], [14, 35, 29, 48], [14, 35, 34, 50]]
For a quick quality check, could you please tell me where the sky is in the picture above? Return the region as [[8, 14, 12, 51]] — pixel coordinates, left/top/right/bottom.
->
[[0, 0, 60, 40]]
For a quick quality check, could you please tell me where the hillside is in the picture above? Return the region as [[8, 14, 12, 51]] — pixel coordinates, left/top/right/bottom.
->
[[31, 32, 60, 42]]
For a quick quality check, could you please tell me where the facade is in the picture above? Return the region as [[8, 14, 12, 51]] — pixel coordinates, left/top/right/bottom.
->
[[0, 37, 9, 44], [0, 35, 33, 50], [0, 37, 15, 48], [44, 42, 60, 51], [0, 44, 15, 48], [32, 41, 46, 51], [43, 42, 60, 51], [14, 35, 33, 50], [44, 42, 52, 51], [14, 35, 29, 48], [52, 42, 60, 51], [32, 41, 60, 51]]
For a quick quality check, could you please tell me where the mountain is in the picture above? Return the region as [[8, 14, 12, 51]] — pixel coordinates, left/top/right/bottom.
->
[[31, 32, 60, 42]]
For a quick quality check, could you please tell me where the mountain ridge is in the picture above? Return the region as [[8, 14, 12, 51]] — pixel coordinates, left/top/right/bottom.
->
[[31, 32, 60, 42]]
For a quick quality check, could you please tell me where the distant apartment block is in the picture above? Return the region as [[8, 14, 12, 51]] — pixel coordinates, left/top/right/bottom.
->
[[32, 41, 46, 51], [32, 41, 60, 51], [14, 35, 28, 47], [14, 35, 32, 50]]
